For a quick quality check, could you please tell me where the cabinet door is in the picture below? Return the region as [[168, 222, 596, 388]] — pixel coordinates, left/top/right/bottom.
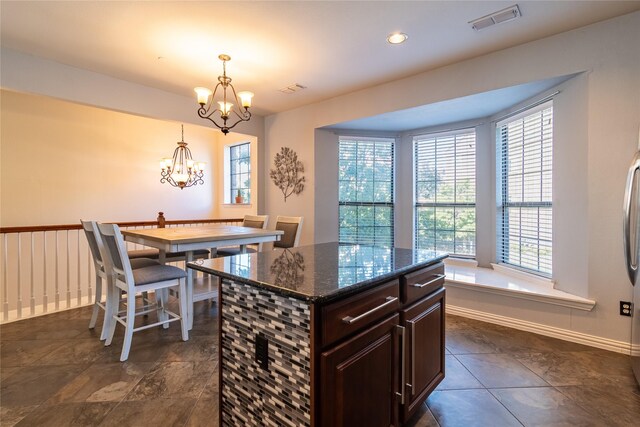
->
[[401, 288, 445, 422], [320, 314, 400, 427]]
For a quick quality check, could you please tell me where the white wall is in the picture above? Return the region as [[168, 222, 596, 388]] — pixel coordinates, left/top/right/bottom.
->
[[0, 47, 268, 215], [314, 129, 339, 243], [0, 89, 220, 225], [265, 12, 640, 343]]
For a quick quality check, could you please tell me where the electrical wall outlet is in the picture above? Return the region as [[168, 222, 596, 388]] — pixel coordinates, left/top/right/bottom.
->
[[255, 333, 269, 370], [620, 301, 632, 317]]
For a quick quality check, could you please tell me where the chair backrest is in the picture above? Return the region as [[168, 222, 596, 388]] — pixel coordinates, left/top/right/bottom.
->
[[97, 223, 134, 292], [273, 216, 303, 249], [242, 214, 269, 230], [242, 214, 269, 251], [81, 220, 105, 274]]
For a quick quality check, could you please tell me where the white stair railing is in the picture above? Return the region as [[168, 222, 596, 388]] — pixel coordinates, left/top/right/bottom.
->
[[0, 216, 242, 323]]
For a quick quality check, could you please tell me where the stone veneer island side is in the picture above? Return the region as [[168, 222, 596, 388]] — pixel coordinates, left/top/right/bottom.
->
[[189, 242, 448, 427]]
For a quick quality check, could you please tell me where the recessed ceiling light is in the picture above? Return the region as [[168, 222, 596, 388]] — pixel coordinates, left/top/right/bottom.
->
[[387, 32, 408, 44]]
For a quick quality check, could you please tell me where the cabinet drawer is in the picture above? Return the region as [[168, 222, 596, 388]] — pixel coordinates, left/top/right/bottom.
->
[[401, 262, 445, 304], [321, 280, 400, 347]]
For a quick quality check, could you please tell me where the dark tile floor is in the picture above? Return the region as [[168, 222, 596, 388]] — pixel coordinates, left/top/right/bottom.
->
[[1, 302, 639, 426]]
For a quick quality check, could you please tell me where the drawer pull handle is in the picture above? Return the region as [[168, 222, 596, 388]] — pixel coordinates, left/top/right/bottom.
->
[[407, 319, 416, 396], [342, 296, 398, 324], [412, 274, 445, 288], [395, 325, 406, 405]]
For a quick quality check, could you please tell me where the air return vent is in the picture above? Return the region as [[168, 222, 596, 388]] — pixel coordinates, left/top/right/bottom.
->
[[469, 4, 521, 31], [279, 83, 307, 94]]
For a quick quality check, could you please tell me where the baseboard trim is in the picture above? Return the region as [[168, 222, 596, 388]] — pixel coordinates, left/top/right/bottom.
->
[[447, 304, 631, 355]]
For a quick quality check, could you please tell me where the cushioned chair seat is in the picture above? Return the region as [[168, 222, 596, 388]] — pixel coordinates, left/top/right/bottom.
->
[[127, 248, 210, 259], [215, 247, 258, 257], [129, 258, 160, 269], [133, 264, 187, 286]]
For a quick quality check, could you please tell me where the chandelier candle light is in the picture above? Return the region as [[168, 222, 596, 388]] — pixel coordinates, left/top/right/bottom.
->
[[194, 54, 254, 135], [160, 125, 205, 189]]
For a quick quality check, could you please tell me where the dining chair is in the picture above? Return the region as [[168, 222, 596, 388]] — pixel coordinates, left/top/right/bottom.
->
[[97, 222, 189, 361], [216, 214, 270, 256], [81, 220, 159, 340], [273, 216, 304, 249]]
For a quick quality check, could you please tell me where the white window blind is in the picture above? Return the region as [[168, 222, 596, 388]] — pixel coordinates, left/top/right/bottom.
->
[[497, 102, 553, 276], [339, 137, 394, 247], [414, 129, 476, 256]]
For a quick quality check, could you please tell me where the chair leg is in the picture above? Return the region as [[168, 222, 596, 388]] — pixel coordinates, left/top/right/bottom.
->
[[142, 291, 149, 317], [120, 292, 136, 362], [104, 285, 120, 346], [156, 289, 170, 329], [162, 288, 171, 329], [99, 276, 110, 341], [89, 273, 102, 330], [178, 281, 189, 342]]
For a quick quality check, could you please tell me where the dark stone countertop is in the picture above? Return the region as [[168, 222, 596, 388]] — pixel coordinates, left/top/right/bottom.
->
[[187, 242, 447, 303]]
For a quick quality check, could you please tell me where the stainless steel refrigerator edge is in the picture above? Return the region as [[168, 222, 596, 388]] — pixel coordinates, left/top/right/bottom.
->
[[623, 127, 640, 385]]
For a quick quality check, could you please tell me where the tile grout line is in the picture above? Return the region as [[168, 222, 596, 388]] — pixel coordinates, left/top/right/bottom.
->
[[449, 353, 488, 389], [182, 361, 219, 427]]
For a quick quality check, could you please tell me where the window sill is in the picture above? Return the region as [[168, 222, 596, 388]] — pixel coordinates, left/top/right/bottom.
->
[[443, 258, 596, 311], [221, 203, 252, 207]]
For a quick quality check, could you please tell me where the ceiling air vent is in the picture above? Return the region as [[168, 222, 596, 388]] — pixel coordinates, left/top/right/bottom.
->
[[469, 4, 521, 31], [279, 83, 307, 94]]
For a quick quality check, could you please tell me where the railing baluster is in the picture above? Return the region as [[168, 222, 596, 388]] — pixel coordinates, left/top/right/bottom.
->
[[66, 231, 71, 308], [3, 235, 8, 321], [17, 234, 22, 319], [43, 232, 48, 313], [77, 230, 81, 305], [30, 232, 35, 316], [55, 231, 60, 310]]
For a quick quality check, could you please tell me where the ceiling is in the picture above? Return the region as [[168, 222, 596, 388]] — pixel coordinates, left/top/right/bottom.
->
[[1, 1, 639, 117], [326, 74, 575, 132]]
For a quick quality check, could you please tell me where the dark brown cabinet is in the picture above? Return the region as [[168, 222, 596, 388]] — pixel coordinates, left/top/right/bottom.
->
[[320, 314, 400, 427], [400, 288, 445, 422], [317, 262, 446, 426]]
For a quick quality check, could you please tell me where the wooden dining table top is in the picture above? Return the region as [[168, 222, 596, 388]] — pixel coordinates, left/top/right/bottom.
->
[[121, 224, 284, 246]]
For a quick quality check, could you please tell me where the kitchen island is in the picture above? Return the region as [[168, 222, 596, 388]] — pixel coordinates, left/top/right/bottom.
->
[[189, 242, 447, 427]]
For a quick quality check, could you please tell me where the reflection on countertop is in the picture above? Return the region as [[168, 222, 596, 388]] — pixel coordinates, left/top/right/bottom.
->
[[189, 242, 447, 303]]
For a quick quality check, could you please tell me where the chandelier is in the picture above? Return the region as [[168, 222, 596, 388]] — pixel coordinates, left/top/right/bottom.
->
[[194, 54, 254, 135], [160, 125, 205, 189]]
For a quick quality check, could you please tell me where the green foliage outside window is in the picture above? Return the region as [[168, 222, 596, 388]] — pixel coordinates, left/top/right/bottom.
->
[[339, 138, 394, 247]]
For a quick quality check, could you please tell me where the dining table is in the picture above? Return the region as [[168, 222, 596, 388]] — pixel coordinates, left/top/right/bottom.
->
[[121, 224, 284, 329]]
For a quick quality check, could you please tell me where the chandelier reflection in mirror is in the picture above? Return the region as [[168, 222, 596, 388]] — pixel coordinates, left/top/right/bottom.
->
[[160, 125, 205, 189], [194, 54, 254, 135]]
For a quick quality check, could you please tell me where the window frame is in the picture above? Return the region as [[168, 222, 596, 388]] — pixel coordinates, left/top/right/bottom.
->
[[226, 142, 251, 204], [496, 101, 553, 277], [338, 136, 395, 247], [413, 128, 477, 258]]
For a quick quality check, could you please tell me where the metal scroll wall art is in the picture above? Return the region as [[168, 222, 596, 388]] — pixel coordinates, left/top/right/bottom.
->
[[269, 147, 305, 202]]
